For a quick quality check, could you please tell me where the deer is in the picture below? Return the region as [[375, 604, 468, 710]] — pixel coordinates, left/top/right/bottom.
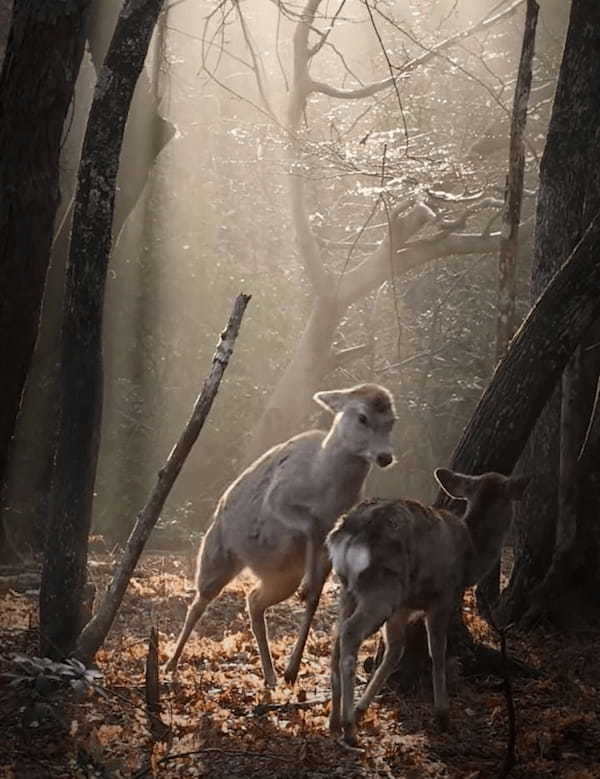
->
[[327, 467, 529, 745], [164, 383, 396, 688]]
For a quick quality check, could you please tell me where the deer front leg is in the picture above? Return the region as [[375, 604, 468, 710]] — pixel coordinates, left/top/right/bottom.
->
[[425, 606, 451, 730], [284, 540, 331, 684]]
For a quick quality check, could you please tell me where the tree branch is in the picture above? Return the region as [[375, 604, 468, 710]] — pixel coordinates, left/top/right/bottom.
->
[[74, 294, 251, 663]]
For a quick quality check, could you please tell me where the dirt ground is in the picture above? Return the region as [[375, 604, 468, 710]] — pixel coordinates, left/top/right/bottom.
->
[[1, 549, 599, 778]]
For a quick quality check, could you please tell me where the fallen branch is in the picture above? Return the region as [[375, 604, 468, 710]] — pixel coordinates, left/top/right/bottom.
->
[[132, 747, 297, 778], [74, 294, 251, 663], [253, 696, 328, 716]]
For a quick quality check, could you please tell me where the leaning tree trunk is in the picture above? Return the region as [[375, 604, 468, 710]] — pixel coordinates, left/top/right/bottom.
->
[[388, 0, 600, 689], [0, 0, 90, 560], [40, 0, 165, 659], [498, 0, 600, 627], [387, 191, 600, 688]]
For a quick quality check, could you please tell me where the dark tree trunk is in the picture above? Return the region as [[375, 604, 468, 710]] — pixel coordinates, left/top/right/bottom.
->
[[499, 0, 600, 627], [39, 0, 165, 659], [0, 1, 90, 559], [1, 0, 175, 559]]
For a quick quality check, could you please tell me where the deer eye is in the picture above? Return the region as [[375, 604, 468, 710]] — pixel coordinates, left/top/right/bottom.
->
[[358, 413, 368, 425]]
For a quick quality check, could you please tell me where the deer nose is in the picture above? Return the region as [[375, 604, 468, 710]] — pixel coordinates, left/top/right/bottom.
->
[[376, 452, 393, 468]]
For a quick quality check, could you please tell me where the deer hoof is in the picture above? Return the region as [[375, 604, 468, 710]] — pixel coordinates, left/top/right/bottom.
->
[[433, 708, 449, 731], [264, 671, 277, 689], [283, 662, 299, 685]]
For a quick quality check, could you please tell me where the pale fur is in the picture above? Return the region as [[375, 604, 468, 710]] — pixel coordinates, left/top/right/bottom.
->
[[164, 383, 396, 687]]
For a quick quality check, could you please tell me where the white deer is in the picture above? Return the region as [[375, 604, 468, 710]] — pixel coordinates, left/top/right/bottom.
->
[[165, 383, 396, 687], [327, 468, 529, 745]]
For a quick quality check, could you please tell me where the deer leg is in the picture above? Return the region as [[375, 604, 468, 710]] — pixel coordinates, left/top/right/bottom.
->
[[248, 571, 300, 688], [164, 527, 241, 673], [283, 542, 331, 684], [425, 606, 451, 729], [329, 588, 356, 734], [339, 600, 390, 746], [355, 609, 410, 718]]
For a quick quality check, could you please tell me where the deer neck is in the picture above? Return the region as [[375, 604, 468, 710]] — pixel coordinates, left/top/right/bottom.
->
[[317, 427, 371, 487], [463, 506, 509, 587]]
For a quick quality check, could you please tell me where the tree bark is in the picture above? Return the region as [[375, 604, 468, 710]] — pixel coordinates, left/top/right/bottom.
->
[[1, 0, 176, 559], [74, 294, 250, 663], [40, 0, 166, 659], [0, 1, 90, 559], [499, 0, 600, 626]]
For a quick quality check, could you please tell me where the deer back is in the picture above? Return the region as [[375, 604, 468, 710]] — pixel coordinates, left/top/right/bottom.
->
[[328, 498, 472, 611]]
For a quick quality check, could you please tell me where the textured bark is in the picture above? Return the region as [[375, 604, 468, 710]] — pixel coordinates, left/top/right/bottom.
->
[[74, 295, 250, 663], [2, 1, 176, 556], [0, 1, 11, 65], [477, 0, 538, 610], [0, 1, 90, 559], [40, 0, 165, 659], [499, 0, 600, 626]]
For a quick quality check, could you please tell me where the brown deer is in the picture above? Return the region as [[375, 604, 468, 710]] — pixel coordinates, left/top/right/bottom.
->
[[327, 468, 529, 745], [164, 383, 396, 687]]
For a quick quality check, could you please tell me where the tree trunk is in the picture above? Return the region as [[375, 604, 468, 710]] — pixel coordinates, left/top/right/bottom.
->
[[1, 0, 176, 559], [0, 1, 90, 559], [499, 0, 600, 627], [40, 0, 165, 659]]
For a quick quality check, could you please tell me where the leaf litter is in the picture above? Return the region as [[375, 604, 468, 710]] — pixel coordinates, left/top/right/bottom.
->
[[1, 551, 599, 778]]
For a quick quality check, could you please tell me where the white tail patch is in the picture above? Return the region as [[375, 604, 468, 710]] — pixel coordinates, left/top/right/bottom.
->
[[346, 543, 370, 580], [328, 536, 350, 578], [328, 536, 371, 586]]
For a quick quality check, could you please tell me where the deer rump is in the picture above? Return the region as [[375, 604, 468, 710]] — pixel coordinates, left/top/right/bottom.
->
[[327, 498, 471, 615]]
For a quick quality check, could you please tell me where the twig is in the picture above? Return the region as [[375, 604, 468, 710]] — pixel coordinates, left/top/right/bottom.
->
[[479, 593, 517, 779], [132, 747, 297, 778], [253, 696, 328, 716]]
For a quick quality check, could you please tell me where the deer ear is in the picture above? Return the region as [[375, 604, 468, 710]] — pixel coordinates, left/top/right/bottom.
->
[[313, 389, 349, 414], [434, 468, 474, 499], [506, 475, 530, 500]]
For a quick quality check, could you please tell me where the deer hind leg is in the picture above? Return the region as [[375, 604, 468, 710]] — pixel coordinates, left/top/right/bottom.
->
[[164, 525, 242, 673], [354, 608, 411, 718], [284, 544, 331, 685], [247, 569, 301, 688], [339, 598, 391, 746], [330, 587, 356, 734], [425, 605, 451, 729]]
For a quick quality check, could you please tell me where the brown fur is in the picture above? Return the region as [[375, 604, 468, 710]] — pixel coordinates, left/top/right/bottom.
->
[[327, 469, 529, 745]]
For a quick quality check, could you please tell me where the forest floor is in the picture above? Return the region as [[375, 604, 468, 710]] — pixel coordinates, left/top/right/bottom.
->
[[1, 548, 599, 779]]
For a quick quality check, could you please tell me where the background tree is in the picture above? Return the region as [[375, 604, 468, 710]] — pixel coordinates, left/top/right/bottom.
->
[[2, 0, 176, 558], [0, 0, 90, 559], [40, 0, 166, 659]]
